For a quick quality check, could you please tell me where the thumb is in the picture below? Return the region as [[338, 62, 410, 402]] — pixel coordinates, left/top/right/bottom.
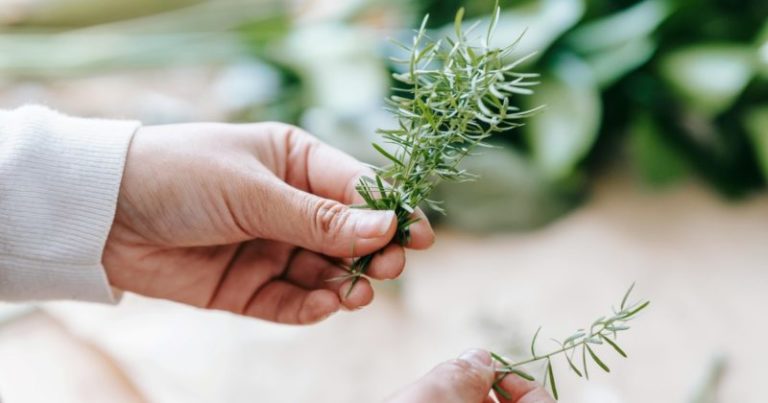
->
[[387, 349, 495, 403], [259, 181, 397, 257]]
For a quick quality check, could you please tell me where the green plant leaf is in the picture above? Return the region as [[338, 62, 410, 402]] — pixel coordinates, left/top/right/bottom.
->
[[436, 147, 580, 232], [756, 20, 768, 79], [459, 0, 585, 60], [621, 283, 635, 310], [502, 368, 536, 382], [493, 383, 512, 400], [547, 360, 559, 400], [531, 326, 542, 357], [567, 0, 671, 53], [491, 352, 511, 366], [744, 106, 768, 182], [627, 301, 651, 317], [600, 334, 628, 358], [564, 352, 583, 377], [660, 44, 755, 116], [454, 7, 465, 38], [582, 37, 657, 88], [586, 345, 610, 373], [628, 114, 687, 188], [372, 143, 404, 167], [526, 55, 601, 180]]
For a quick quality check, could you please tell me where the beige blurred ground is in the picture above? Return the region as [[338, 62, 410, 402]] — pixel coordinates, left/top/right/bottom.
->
[[0, 170, 766, 403]]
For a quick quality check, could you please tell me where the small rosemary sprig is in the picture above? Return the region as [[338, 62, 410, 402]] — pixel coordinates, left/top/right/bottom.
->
[[491, 283, 651, 400], [342, 4, 540, 292]]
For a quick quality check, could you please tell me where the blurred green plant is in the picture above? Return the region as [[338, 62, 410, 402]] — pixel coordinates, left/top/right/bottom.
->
[[412, 0, 768, 229], [0, 0, 289, 76], [3, 0, 768, 231]]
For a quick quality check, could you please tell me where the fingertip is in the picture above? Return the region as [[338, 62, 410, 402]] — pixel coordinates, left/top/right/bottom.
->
[[404, 212, 435, 250], [458, 349, 493, 369], [366, 244, 406, 280], [339, 278, 374, 310], [300, 289, 341, 324], [421, 351, 495, 403], [355, 210, 396, 237], [349, 210, 398, 257]]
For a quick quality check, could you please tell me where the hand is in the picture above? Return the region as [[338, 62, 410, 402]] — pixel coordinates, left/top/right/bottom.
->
[[103, 122, 434, 324], [386, 349, 554, 403]]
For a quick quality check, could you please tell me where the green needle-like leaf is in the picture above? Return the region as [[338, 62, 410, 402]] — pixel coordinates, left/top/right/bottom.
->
[[627, 301, 651, 317], [600, 334, 628, 358], [564, 351, 583, 377], [586, 344, 610, 373], [620, 282, 635, 310], [372, 143, 404, 167], [531, 326, 542, 357], [491, 352, 511, 366], [547, 360, 559, 400], [493, 383, 512, 400]]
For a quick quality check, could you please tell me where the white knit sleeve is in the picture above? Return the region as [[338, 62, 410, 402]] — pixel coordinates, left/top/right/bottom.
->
[[0, 105, 140, 303]]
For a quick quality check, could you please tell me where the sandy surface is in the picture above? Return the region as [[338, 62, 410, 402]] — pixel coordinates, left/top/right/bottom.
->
[[1, 173, 765, 403]]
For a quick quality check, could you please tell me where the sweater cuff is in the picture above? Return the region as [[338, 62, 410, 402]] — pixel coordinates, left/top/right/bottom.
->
[[0, 106, 140, 303]]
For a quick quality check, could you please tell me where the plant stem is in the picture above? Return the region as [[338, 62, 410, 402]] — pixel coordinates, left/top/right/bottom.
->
[[490, 286, 650, 400], [496, 322, 609, 370], [342, 3, 539, 293]]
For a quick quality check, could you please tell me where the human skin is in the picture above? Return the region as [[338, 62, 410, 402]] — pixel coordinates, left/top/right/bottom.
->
[[100, 123, 551, 401], [102, 122, 435, 324], [386, 349, 554, 403]]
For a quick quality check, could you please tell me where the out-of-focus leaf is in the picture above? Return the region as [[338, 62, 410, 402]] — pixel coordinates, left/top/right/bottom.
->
[[290, 25, 392, 163], [585, 37, 657, 88], [1, 0, 283, 33], [464, 0, 585, 59], [279, 24, 389, 116], [567, 0, 671, 54], [0, 0, 289, 77], [757, 21, 768, 78], [759, 41, 768, 78], [526, 55, 601, 180], [566, 0, 670, 88], [436, 147, 581, 232], [660, 44, 755, 116], [628, 114, 687, 187], [0, 33, 246, 76], [744, 106, 768, 182], [687, 355, 727, 403], [568, 0, 672, 53], [0, 0, 202, 29]]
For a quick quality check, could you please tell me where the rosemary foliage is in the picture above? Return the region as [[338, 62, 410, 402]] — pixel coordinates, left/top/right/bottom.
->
[[491, 284, 651, 400], [344, 4, 540, 291]]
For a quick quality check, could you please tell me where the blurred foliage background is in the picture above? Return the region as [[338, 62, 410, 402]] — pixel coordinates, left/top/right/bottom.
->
[[2, 0, 767, 232]]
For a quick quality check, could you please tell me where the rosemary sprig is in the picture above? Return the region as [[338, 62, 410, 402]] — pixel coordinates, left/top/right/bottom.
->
[[491, 283, 651, 400], [342, 3, 540, 293]]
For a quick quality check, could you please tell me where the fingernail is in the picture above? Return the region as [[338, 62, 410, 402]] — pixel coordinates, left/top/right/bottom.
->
[[458, 349, 492, 368], [354, 210, 394, 238]]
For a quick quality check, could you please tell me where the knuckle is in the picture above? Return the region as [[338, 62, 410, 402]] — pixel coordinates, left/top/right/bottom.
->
[[310, 198, 350, 239], [266, 122, 315, 142]]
